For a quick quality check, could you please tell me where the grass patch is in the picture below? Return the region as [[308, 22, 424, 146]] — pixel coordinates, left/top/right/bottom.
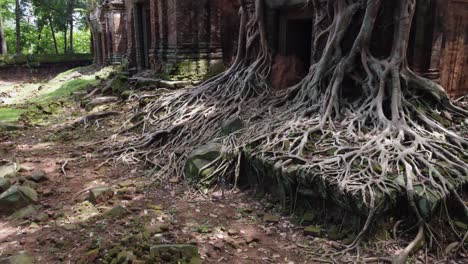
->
[[33, 78, 98, 103], [0, 108, 26, 122]]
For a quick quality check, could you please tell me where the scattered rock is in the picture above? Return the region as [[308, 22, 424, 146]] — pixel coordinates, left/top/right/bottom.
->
[[118, 180, 135, 188], [169, 177, 180, 184], [212, 240, 225, 251], [88, 186, 114, 204], [29, 222, 40, 229], [159, 80, 192, 89], [18, 165, 33, 172], [221, 117, 243, 135], [263, 214, 280, 223], [0, 164, 18, 178], [0, 178, 11, 193], [327, 225, 345, 240], [444, 242, 459, 255], [0, 251, 33, 264], [454, 221, 467, 230], [8, 205, 37, 220], [245, 235, 260, 244], [104, 205, 129, 218], [116, 251, 135, 263], [224, 237, 239, 249], [159, 224, 170, 232], [150, 244, 200, 264], [301, 212, 315, 223], [34, 212, 49, 222], [304, 225, 322, 237], [227, 229, 239, 236], [120, 90, 133, 100], [0, 122, 23, 132], [62, 223, 77, 231], [184, 143, 222, 180], [148, 204, 163, 211], [27, 170, 48, 182], [0, 186, 38, 214], [41, 188, 53, 197], [243, 207, 253, 214], [21, 180, 38, 190], [85, 96, 119, 111], [72, 91, 88, 101]]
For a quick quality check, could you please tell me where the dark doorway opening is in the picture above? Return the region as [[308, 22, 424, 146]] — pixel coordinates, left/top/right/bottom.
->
[[135, 4, 152, 69], [285, 18, 313, 69]]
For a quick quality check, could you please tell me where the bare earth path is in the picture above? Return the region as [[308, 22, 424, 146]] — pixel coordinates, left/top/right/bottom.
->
[[1, 68, 464, 263], [0, 105, 311, 263]]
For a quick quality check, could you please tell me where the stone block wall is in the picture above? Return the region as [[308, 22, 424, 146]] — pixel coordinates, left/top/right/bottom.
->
[[89, 0, 467, 96], [439, 0, 468, 97], [90, 0, 127, 65]]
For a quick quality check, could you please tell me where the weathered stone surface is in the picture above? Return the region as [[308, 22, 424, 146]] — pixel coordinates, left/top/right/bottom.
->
[[150, 244, 200, 264], [301, 212, 315, 223], [169, 177, 180, 184], [117, 180, 135, 188], [0, 252, 33, 264], [0, 178, 11, 193], [62, 223, 78, 231], [0, 122, 23, 131], [159, 80, 191, 89], [221, 117, 243, 135], [0, 186, 38, 214], [85, 96, 119, 111], [227, 229, 239, 236], [0, 164, 18, 178], [21, 180, 38, 190], [104, 205, 129, 218], [120, 90, 133, 100], [27, 170, 48, 182], [8, 205, 37, 220], [304, 225, 322, 237], [263, 214, 280, 223], [115, 251, 135, 263], [34, 212, 49, 222], [88, 186, 114, 204], [184, 143, 222, 180]]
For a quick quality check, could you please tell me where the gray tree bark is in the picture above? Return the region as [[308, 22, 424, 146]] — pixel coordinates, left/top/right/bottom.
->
[[0, 11, 7, 54]]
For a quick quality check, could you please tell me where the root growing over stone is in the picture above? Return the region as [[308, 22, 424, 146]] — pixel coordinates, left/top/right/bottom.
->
[[111, 0, 468, 262]]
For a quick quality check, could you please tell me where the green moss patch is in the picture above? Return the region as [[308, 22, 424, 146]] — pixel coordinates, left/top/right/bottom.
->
[[0, 108, 26, 123], [33, 79, 98, 103]]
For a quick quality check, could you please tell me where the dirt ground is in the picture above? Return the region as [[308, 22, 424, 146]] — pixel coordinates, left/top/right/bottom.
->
[[0, 97, 316, 263], [0, 69, 466, 264]]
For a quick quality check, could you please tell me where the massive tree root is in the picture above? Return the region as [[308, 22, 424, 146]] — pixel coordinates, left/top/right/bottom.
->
[[112, 0, 467, 262], [113, 0, 271, 184]]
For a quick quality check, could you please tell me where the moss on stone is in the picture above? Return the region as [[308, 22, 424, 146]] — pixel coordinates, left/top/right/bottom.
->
[[166, 59, 225, 81], [0, 108, 26, 123]]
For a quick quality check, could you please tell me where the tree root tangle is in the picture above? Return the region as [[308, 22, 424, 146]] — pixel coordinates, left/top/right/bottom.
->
[[110, 0, 468, 263]]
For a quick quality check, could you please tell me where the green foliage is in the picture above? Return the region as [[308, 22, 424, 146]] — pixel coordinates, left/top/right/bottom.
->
[[0, 107, 25, 122], [0, 0, 91, 55], [34, 78, 97, 102], [0, 53, 92, 65]]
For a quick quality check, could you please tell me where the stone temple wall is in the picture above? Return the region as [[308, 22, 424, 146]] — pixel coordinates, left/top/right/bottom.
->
[[90, 0, 467, 97]]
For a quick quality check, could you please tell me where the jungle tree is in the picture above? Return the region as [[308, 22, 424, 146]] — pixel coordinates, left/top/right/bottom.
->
[[0, 10, 7, 54], [114, 1, 468, 262]]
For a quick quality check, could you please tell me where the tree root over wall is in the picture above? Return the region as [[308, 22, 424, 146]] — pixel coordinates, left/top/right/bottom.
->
[[111, 0, 468, 262]]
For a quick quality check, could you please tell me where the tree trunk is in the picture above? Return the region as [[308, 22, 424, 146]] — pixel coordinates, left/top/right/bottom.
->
[[64, 26, 68, 54], [0, 11, 7, 55], [68, 0, 75, 54], [15, 0, 21, 54], [48, 15, 59, 55], [69, 16, 74, 54], [116, 3, 467, 264]]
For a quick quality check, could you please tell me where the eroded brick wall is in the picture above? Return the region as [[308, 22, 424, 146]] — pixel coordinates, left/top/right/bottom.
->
[[440, 0, 468, 98]]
